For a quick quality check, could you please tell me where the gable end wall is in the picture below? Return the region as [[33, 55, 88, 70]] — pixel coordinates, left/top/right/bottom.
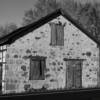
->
[[2, 15, 99, 94]]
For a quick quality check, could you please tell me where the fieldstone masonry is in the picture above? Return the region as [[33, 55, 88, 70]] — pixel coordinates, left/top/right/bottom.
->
[[3, 15, 99, 94]]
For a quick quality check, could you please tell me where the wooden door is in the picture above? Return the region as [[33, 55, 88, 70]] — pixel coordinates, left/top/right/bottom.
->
[[66, 60, 82, 89]]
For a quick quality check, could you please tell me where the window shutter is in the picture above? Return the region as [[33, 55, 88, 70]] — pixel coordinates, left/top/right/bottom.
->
[[66, 61, 73, 89], [35, 61, 40, 79], [74, 61, 82, 88], [30, 60, 40, 80], [50, 23, 57, 46], [56, 24, 64, 46], [41, 60, 45, 79]]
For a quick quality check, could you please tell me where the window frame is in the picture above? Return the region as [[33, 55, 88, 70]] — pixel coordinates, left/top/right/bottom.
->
[[29, 56, 46, 80], [0, 45, 7, 92], [50, 22, 64, 46], [64, 59, 85, 89]]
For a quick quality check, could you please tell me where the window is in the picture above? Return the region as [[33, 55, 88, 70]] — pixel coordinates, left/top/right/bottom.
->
[[29, 56, 46, 80], [0, 45, 7, 92], [50, 22, 64, 46], [64, 59, 83, 89]]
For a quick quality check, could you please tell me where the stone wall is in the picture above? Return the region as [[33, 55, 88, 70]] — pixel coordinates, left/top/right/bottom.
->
[[3, 15, 99, 94]]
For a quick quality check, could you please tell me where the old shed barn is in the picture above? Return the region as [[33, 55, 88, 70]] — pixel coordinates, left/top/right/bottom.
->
[[0, 9, 100, 94]]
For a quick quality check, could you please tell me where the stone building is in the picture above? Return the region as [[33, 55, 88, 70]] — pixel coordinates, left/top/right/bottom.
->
[[0, 9, 100, 94]]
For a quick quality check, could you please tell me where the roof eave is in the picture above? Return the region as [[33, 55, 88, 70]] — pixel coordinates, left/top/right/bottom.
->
[[0, 8, 100, 46]]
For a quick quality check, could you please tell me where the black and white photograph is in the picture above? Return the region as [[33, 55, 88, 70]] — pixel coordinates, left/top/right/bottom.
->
[[0, 0, 100, 100]]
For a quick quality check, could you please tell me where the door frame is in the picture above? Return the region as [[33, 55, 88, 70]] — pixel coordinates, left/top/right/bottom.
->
[[64, 58, 85, 89]]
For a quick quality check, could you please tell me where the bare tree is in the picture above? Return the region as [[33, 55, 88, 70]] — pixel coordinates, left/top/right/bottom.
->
[[22, 0, 60, 26], [0, 23, 18, 37], [77, 3, 100, 38], [22, 0, 100, 39]]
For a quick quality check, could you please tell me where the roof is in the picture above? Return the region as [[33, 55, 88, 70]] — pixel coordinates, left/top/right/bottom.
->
[[0, 8, 100, 46]]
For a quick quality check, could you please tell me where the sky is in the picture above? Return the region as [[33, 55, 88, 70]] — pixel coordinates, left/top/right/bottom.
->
[[0, 0, 37, 27], [0, 0, 100, 27]]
